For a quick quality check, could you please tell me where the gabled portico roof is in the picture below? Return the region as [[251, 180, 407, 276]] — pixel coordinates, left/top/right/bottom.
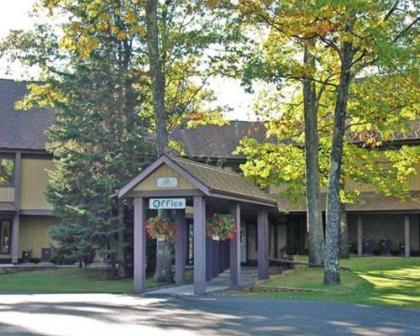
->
[[118, 154, 277, 207]]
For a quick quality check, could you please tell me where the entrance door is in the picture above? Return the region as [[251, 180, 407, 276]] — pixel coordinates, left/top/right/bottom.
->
[[240, 223, 247, 263]]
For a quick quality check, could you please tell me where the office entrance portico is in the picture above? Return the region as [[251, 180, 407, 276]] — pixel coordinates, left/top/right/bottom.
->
[[118, 154, 276, 295]]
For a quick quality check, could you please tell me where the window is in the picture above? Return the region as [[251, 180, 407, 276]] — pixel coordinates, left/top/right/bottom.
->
[[0, 158, 14, 186], [0, 219, 11, 254]]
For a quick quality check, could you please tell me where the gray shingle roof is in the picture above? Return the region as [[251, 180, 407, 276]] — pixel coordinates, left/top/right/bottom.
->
[[171, 121, 266, 158], [0, 79, 419, 155], [0, 79, 54, 151], [170, 155, 276, 205]]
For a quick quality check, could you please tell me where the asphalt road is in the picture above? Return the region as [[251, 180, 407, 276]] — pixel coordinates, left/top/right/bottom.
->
[[0, 293, 419, 336]]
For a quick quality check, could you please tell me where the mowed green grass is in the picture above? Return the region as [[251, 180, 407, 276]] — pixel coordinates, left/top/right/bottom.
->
[[248, 257, 420, 309], [0, 268, 149, 294]]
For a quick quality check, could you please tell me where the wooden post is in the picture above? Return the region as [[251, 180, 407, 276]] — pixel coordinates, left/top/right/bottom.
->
[[206, 237, 213, 281], [11, 214, 20, 264], [193, 196, 206, 295], [133, 197, 146, 293], [230, 203, 241, 289], [175, 209, 186, 285], [11, 151, 21, 264], [257, 208, 269, 280], [213, 239, 220, 277], [404, 215, 410, 257], [357, 216, 363, 257], [273, 224, 279, 259]]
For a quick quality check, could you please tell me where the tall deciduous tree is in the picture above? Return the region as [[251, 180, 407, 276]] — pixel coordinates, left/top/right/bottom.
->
[[142, 0, 241, 282], [236, 0, 419, 283], [302, 46, 324, 266]]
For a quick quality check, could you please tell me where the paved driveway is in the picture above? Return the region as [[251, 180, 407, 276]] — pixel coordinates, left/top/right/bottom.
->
[[0, 293, 419, 336]]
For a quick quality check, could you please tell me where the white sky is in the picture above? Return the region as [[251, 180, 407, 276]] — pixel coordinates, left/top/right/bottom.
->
[[0, 0, 257, 120]]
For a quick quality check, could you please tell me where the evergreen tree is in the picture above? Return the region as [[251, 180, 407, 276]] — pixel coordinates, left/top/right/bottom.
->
[[1, 3, 153, 275]]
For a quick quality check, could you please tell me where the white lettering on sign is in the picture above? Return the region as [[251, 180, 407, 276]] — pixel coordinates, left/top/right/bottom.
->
[[149, 198, 186, 209], [156, 177, 178, 188]]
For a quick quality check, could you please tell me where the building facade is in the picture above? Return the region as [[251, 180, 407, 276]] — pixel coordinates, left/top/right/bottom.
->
[[1, 79, 419, 264], [0, 79, 57, 263]]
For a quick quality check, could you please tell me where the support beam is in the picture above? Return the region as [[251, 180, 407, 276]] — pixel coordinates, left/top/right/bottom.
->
[[213, 239, 220, 276], [193, 196, 206, 295], [133, 197, 146, 293], [230, 203, 241, 289], [206, 237, 213, 281], [357, 216, 363, 257], [11, 151, 21, 264], [404, 215, 410, 257], [257, 208, 269, 280], [175, 209, 186, 285], [273, 224, 279, 259], [11, 214, 19, 264]]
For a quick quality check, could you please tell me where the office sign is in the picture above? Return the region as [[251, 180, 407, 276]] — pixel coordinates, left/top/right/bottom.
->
[[149, 198, 186, 209], [156, 177, 178, 188]]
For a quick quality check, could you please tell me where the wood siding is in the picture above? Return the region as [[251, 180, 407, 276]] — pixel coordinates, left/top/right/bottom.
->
[[18, 216, 58, 259], [20, 158, 53, 210], [133, 163, 196, 192], [0, 187, 14, 203]]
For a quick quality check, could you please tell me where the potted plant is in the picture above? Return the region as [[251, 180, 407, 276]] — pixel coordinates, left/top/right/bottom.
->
[[145, 215, 177, 240], [207, 213, 236, 241]]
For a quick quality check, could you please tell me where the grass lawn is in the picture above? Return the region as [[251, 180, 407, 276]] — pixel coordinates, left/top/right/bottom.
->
[[0, 268, 160, 294], [246, 257, 420, 310]]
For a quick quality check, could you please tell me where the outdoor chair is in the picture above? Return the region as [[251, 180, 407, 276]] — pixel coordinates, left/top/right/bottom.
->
[[363, 239, 374, 255], [379, 239, 391, 256]]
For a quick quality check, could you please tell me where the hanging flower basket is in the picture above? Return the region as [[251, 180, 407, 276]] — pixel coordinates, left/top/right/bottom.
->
[[145, 215, 177, 240], [207, 213, 236, 241]]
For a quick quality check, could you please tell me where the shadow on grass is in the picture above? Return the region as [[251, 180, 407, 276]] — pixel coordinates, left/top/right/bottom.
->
[[357, 266, 420, 308]]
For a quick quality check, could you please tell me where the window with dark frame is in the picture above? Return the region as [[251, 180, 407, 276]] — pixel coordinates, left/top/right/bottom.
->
[[0, 157, 14, 186], [0, 219, 12, 254]]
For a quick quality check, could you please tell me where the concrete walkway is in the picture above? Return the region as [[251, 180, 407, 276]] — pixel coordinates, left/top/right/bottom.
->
[[0, 293, 419, 335], [147, 267, 259, 296]]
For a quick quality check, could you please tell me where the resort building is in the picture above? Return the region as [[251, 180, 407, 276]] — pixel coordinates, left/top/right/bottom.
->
[[1, 78, 419, 270]]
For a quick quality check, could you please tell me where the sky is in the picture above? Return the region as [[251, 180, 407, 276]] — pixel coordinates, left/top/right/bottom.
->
[[0, 0, 257, 120]]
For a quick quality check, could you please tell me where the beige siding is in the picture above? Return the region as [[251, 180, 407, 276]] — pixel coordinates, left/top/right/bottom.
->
[[18, 216, 58, 259], [20, 158, 53, 210], [270, 163, 420, 197], [0, 187, 14, 203], [134, 163, 196, 192], [407, 163, 420, 191]]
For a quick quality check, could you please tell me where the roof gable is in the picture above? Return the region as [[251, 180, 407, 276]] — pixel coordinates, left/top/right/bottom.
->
[[118, 154, 276, 207], [133, 162, 197, 192]]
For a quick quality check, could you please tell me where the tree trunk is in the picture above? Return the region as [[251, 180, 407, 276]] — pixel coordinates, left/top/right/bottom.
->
[[154, 237, 174, 283], [117, 201, 127, 277], [303, 46, 324, 267], [324, 38, 354, 285], [145, 0, 172, 283], [339, 203, 349, 258], [146, 0, 169, 156]]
